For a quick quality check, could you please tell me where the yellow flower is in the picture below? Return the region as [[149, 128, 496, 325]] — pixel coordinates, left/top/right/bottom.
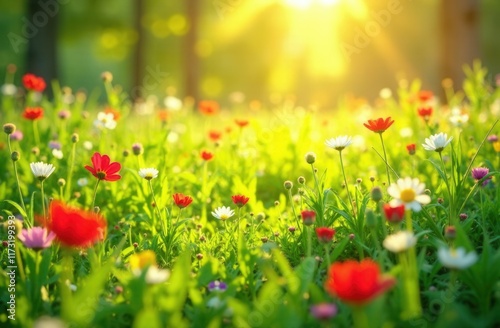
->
[[493, 141, 500, 153], [129, 250, 157, 271]]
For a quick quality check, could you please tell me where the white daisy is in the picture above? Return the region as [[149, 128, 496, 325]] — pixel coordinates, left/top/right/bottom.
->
[[94, 112, 117, 130], [144, 266, 170, 284], [388, 177, 431, 212], [164, 96, 183, 111], [211, 206, 235, 221], [383, 231, 417, 253], [30, 162, 56, 181], [325, 135, 353, 151], [52, 149, 63, 159], [422, 132, 453, 152], [438, 247, 477, 270], [138, 168, 159, 180]]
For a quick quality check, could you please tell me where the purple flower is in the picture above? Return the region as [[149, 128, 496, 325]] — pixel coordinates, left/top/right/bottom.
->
[[471, 167, 491, 186], [208, 281, 227, 292], [18, 227, 56, 251], [10, 130, 23, 141], [49, 141, 62, 150], [58, 109, 71, 120], [310, 303, 338, 320], [487, 135, 498, 143]]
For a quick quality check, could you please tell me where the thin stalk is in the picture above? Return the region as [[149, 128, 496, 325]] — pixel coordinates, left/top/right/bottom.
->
[[378, 133, 391, 186], [287, 189, 302, 233], [65, 142, 77, 201], [41, 180, 46, 219], [33, 120, 41, 146], [91, 179, 101, 210], [148, 180, 161, 233], [339, 151, 355, 217], [439, 152, 454, 225]]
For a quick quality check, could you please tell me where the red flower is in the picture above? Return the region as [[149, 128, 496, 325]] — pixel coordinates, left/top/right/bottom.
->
[[235, 119, 249, 128], [417, 107, 433, 121], [208, 130, 222, 142], [418, 90, 433, 103], [363, 117, 394, 133], [173, 193, 193, 208], [198, 100, 219, 116], [22, 107, 44, 120], [316, 227, 335, 243], [383, 204, 405, 223], [301, 210, 316, 226], [325, 259, 396, 306], [406, 144, 416, 155], [201, 150, 214, 161], [157, 110, 169, 122], [84, 152, 121, 181], [47, 200, 106, 248], [22, 73, 46, 92], [232, 194, 249, 207]]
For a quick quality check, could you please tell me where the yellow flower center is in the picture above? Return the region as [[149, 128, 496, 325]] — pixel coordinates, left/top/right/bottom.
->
[[220, 214, 228, 221], [400, 188, 416, 203]]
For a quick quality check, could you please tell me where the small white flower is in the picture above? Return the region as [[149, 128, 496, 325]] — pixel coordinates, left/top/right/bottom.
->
[[164, 96, 183, 111], [388, 177, 431, 212], [144, 266, 170, 284], [52, 149, 63, 159], [325, 135, 353, 151], [30, 162, 55, 181], [211, 206, 235, 221], [167, 131, 179, 144], [383, 231, 417, 253], [94, 112, 117, 130], [83, 141, 93, 150], [448, 108, 469, 127], [438, 247, 478, 270], [138, 168, 159, 180], [77, 178, 88, 187], [1, 83, 17, 96], [422, 132, 453, 152]]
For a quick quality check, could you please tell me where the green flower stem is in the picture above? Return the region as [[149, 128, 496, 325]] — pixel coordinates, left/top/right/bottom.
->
[[378, 132, 391, 186], [65, 142, 77, 201], [306, 225, 312, 258], [287, 189, 302, 234], [148, 180, 161, 234], [339, 151, 355, 217], [200, 162, 208, 226], [91, 179, 101, 210], [351, 306, 369, 328], [33, 120, 40, 146], [236, 207, 242, 243], [15, 239, 26, 281], [311, 163, 322, 201], [41, 180, 46, 218], [405, 210, 413, 233], [60, 251, 74, 322], [438, 152, 454, 225], [398, 248, 422, 320], [323, 243, 331, 267], [9, 154, 28, 224]]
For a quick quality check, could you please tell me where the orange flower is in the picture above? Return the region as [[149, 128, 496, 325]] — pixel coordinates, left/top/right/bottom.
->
[[157, 110, 170, 122], [47, 201, 106, 248], [22, 107, 44, 120], [417, 107, 433, 121], [201, 150, 214, 161], [104, 107, 121, 121], [84, 152, 122, 181], [406, 144, 416, 155], [22, 73, 46, 92], [208, 130, 222, 142], [198, 100, 219, 116], [231, 194, 249, 207], [417, 90, 433, 103], [363, 117, 394, 133], [173, 193, 193, 208], [235, 119, 249, 128], [325, 259, 395, 306]]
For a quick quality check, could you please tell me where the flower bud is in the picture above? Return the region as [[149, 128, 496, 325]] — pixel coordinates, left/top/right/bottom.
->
[[297, 176, 306, 184], [305, 152, 316, 164], [132, 143, 143, 156], [284, 180, 293, 190], [3, 123, 16, 135], [71, 133, 79, 143], [58, 178, 66, 186], [444, 226, 456, 241], [11, 151, 20, 162], [101, 71, 113, 82], [365, 209, 377, 228], [371, 186, 383, 202], [196, 253, 204, 260]]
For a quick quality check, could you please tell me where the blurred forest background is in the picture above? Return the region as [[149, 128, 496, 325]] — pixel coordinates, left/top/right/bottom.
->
[[0, 0, 499, 107]]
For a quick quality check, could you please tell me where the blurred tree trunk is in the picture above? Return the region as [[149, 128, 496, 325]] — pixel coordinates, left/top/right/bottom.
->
[[132, 0, 145, 101], [439, 0, 480, 86], [184, 0, 199, 101], [26, 0, 59, 97]]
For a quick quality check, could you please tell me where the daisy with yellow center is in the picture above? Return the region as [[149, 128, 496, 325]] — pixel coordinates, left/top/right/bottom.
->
[[211, 206, 235, 221], [387, 177, 431, 212]]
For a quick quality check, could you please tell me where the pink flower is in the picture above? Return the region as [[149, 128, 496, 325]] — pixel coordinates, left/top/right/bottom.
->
[[18, 227, 56, 251]]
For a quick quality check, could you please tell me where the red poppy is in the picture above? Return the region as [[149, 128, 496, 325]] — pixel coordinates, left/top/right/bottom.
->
[[363, 117, 394, 133], [325, 259, 395, 306], [232, 194, 249, 207], [84, 152, 122, 181], [418, 90, 433, 103], [157, 110, 170, 122], [22, 73, 46, 92], [406, 144, 416, 155], [417, 107, 433, 121], [46, 200, 106, 248], [235, 119, 249, 128], [316, 227, 335, 243], [173, 193, 193, 208], [383, 204, 405, 223], [301, 210, 316, 226], [208, 130, 222, 142], [198, 100, 219, 116], [201, 150, 214, 161], [104, 107, 121, 121], [22, 107, 44, 120]]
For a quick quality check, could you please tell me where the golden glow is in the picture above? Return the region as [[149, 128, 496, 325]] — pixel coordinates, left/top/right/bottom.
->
[[283, 0, 341, 9]]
